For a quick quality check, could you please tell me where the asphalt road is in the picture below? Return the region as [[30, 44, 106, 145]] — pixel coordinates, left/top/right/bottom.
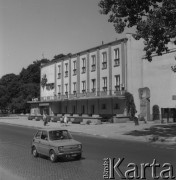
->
[[0, 124, 175, 180]]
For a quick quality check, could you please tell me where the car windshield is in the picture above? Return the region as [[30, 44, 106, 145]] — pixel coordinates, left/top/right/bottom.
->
[[49, 130, 72, 141]]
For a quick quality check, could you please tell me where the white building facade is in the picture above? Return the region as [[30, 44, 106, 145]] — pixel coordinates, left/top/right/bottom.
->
[[29, 34, 176, 120]]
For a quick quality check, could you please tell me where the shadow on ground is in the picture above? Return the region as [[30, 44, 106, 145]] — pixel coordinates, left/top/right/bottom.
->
[[124, 124, 176, 140]]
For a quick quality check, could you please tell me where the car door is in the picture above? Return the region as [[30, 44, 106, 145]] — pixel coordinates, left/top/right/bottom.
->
[[40, 131, 49, 156], [33, 130, 42, 153]]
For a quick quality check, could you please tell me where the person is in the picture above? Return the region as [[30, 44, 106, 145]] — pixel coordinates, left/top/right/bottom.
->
[[43, 113, 47, 126], [64, 114, 68, 126]]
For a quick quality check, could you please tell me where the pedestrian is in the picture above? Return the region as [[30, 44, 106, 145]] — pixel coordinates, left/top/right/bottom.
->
[[43, 113, 47, 126], [64, 114, 68, 126]]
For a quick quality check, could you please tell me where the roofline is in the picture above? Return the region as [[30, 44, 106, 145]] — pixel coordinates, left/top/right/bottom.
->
[[41, 37, 128, 68]]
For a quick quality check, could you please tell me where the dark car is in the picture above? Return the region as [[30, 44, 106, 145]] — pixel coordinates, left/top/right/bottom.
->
[[31, 128, 82, 162]]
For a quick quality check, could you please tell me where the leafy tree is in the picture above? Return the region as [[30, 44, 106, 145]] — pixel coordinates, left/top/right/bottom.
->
[[0, 85, 10, 113], [99, 0, 176, 68], [0, 58, 50, 114], [0, 73, 18, 86], [125, 92, 137, 119]]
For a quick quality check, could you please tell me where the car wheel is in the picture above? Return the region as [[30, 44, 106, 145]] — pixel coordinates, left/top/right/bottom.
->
[[32, 146, 38, 157], [49, 150, 57, 163], [75, 153, 82, 160]]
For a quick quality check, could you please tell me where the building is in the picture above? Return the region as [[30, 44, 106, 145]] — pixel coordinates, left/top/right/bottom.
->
[[28, 34, 176, 121]]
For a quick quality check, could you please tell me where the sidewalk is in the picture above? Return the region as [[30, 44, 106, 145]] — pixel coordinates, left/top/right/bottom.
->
[[0, 116, 176, 145]]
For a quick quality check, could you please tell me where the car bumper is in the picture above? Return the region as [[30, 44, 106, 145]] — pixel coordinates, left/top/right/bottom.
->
[[56, 150, 82, 156]]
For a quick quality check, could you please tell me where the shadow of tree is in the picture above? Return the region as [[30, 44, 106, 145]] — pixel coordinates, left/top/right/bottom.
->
[[124, 124, 176, 138]]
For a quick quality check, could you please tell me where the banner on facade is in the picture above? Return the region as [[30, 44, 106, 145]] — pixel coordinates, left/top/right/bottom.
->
[[39, 103, 49, 106]]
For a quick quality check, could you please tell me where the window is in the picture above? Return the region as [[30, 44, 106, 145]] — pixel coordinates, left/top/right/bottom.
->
[[58, 65, 61, 79], [114, 48, 120, 66], [35, 131, 42, 139], [82, 81, 86, 93], [91, 55, 96, 71], [102, 52, 107, 69], [65, 83, 68, 95], [73, 82, 77, 94], [115, 75, 120, 91], [73, 61, 77, 75], [92, 79, 96, 92], [114, 103, 119, 109], [58, 85, 61, 95], [82, 58, 86, 73], [102, 77, 107, 91], [41, 131, 48, 140], [65, 63, 68, 77], [102, 104, 106, 109]]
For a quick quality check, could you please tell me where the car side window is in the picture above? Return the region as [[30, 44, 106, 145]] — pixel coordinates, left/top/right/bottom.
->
[[35, 131, 42, 139], [41, 131, 48, 140]]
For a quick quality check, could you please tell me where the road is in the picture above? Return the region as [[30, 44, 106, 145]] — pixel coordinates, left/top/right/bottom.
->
[[0, 124, 175, 180]]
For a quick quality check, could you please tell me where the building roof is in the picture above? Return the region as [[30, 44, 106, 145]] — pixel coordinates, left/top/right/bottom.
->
[[41, 37, 128, 68]]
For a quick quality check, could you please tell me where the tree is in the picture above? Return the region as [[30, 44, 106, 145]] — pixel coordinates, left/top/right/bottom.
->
[[0, 58, 50, 114], [99, 0, 176, 69], [125, 92, 137, 120]]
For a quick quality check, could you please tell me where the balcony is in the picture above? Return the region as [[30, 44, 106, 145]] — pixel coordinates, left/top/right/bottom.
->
[[73, 69, 77, 75], [91, 64, 96, 71], [65, 71, 68, 77], [58, 73, 61, 79], [82, 67, 86, 74], [115, 85, 120, 91], [34, 90, 126, 103], [102, 62, 107, 69], [114, 59, 120, 66]]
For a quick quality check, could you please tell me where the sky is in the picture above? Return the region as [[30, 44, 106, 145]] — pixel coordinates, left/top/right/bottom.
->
[[0, 0, 132, 78]]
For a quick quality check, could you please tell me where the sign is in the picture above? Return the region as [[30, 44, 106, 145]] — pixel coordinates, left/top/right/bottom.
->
[[39, 103, 49, 106]]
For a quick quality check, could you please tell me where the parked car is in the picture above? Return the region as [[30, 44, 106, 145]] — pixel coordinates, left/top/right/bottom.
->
[[31, 128, 82, 162]]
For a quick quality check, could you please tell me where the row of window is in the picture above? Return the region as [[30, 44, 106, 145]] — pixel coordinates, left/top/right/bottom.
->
[[57, 48, 120, 79], [57, 75, 120, 95], [63, 103, 120, 114]]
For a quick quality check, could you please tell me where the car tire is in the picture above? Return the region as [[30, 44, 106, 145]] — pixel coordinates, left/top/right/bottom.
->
[[75, 153, 82, 160], [32, 146, 38, 157], [49, 150, 57, 163]]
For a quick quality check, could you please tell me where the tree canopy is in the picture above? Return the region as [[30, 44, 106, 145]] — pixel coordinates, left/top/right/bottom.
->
[[0, 58, 50, 114], [99, 0, 176, 66]]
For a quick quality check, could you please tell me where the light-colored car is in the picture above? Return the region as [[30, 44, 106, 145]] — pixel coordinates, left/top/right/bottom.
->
[[31, 128, 82, 162]]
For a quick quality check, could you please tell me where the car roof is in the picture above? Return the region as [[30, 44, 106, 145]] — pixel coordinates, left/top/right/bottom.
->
[[37, 127, 67, 132]]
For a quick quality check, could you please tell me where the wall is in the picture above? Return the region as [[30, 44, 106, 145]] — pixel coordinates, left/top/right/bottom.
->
[[143, 51, 176, 112]]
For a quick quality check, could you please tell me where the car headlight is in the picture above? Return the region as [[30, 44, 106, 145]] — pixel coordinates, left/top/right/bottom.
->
[[77, 144, 82, 149], [58, 146, 64, 152]]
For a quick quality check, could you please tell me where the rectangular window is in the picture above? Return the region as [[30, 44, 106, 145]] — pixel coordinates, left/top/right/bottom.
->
[[82, 58, 86, 73], [114, 48, 120, 66], [102, 77, 107, 91], [65, 63, 68, 77], [102, 52, 107, 69], [115, 75, 120, 91], [92, 79, 96, 92], [58, 65, 61, 79], [58, 85, 61, 95], [82, 81, 86, 93], [91, 55, 96, 71], [102, 104, 106, 110], [73, 82, 77, 94], [65, 83, 68, 95], [73, 60, 77, 75]]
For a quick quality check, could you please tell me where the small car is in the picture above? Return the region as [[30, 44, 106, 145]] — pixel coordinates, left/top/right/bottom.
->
[[31, 128, 82, 162]]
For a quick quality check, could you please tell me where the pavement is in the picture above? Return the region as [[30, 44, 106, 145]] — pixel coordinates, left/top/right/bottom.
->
[[0, 116, 176, 145]]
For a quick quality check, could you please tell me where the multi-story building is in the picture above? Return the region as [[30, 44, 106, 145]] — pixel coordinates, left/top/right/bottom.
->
[[29, 34, 176, 121]]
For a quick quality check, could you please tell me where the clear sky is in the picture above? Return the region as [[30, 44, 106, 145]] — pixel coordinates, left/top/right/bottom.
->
[[0, 0, 132, 78]]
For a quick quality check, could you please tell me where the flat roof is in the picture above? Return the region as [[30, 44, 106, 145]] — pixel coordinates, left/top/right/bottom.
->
[[41, 37, 128, 68]]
